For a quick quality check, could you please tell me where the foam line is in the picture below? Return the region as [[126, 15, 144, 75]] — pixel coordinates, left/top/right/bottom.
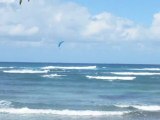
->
[[3, 70, 48, 74], [111, 72, 160, 76], [41, 66, 96, 70], [116, 105, 160, 111], [86, 76, 135, 80], [0, 108, 129, 116], [42, 74, 65, 78], [131, 68, 160, 71]]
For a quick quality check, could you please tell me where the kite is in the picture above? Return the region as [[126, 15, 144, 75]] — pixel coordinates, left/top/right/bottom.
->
[[19, 0, 30, 5], [58, 41, 64, 48]]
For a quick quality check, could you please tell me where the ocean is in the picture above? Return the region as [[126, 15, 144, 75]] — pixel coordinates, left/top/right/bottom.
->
[[0, 62, 160, 120]]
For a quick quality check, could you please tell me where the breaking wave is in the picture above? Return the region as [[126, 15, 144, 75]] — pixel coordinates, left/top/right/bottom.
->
[[0, 107, 129, 116], [111, 72, 160, 76], [0, 100, 12, 108], [133, 105, 160, 111], [0, 67, 14, 69], [116, 105, 160, 111], [41, 66, 96, 70], [131, 68, 160, 71], [86, 76, 135, 81], [3, 69, 49, 74], [42, 74, 66, 78]]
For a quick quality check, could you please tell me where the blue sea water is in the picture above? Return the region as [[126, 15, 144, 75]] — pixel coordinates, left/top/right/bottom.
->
[[0, 62, 160, 120]]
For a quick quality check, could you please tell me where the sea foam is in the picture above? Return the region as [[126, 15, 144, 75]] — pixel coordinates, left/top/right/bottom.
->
[[111, 72, 160, 76], [133, 105, 160, 111], [42, 74, 65, 78], [116, 105, 160, 111], [41, 66, 96, 70], [86, 76, 135, 81], [0, 67, 14, 69], [3, 69, 48, 74], [131, 68, 160, 71], [0, 100, 12, 108], [0, 107, 129, 116]]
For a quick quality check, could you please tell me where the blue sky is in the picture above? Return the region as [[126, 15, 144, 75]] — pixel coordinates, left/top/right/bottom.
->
[[74, 0, 160, 25], [0, 0, 160, 64]]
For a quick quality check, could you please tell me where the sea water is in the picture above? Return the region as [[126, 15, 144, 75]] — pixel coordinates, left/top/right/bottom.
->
[[0, 62, 160, 120]]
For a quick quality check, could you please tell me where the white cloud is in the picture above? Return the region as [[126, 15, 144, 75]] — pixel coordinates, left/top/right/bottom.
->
[[9, 24, 39, 36], [0, 24, 39, 36], [82, 12, 142, 42], [150, 13, 160, 39], [48, 2, 90, 40], [0, 0, 160, 47], [0, 0, 15, 4]]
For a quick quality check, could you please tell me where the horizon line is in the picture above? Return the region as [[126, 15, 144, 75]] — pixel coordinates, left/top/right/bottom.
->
[[0, 61, 160, 66]]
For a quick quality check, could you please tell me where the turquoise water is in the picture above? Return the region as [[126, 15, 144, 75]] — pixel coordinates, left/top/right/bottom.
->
[[0, 62, 160, 120]]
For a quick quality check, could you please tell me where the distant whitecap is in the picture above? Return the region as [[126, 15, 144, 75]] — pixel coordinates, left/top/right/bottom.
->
[[131, 68, 160, 71], [3, 69, 49, 74], [42, 74, 66, 78], [0, 67, 14, 69], [41, 66, 96, 70], [116, 104, 160, 111], [86, 76, 135, 81], [111, 72, 160, 76]]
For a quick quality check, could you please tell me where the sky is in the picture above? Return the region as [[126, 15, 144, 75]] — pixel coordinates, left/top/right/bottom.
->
[[0, 0, 160, 64]]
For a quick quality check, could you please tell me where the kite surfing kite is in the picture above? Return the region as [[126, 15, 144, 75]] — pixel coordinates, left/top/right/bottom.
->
[[19, 0, 30, 5], [58, 41, 64, 48]]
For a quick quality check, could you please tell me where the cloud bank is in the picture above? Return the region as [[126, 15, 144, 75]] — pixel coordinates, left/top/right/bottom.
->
[[0, 0, 160, 47]]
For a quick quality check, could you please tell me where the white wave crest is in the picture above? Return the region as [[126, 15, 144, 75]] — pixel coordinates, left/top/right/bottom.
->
[[0, 67, 14, 69], [131, 68, 160, 71], [0, 100, 12, 108], [115, 105, 131, 108], [41, 66, 96, 70], [3, 69, 49, 74], [111, 72, 160, 76], [116, 105, 160, 111], [133, 105, 160, 111], [0, 108, 129, 116], [86, 76, 135, 81], [42, 74, 65, 78]]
